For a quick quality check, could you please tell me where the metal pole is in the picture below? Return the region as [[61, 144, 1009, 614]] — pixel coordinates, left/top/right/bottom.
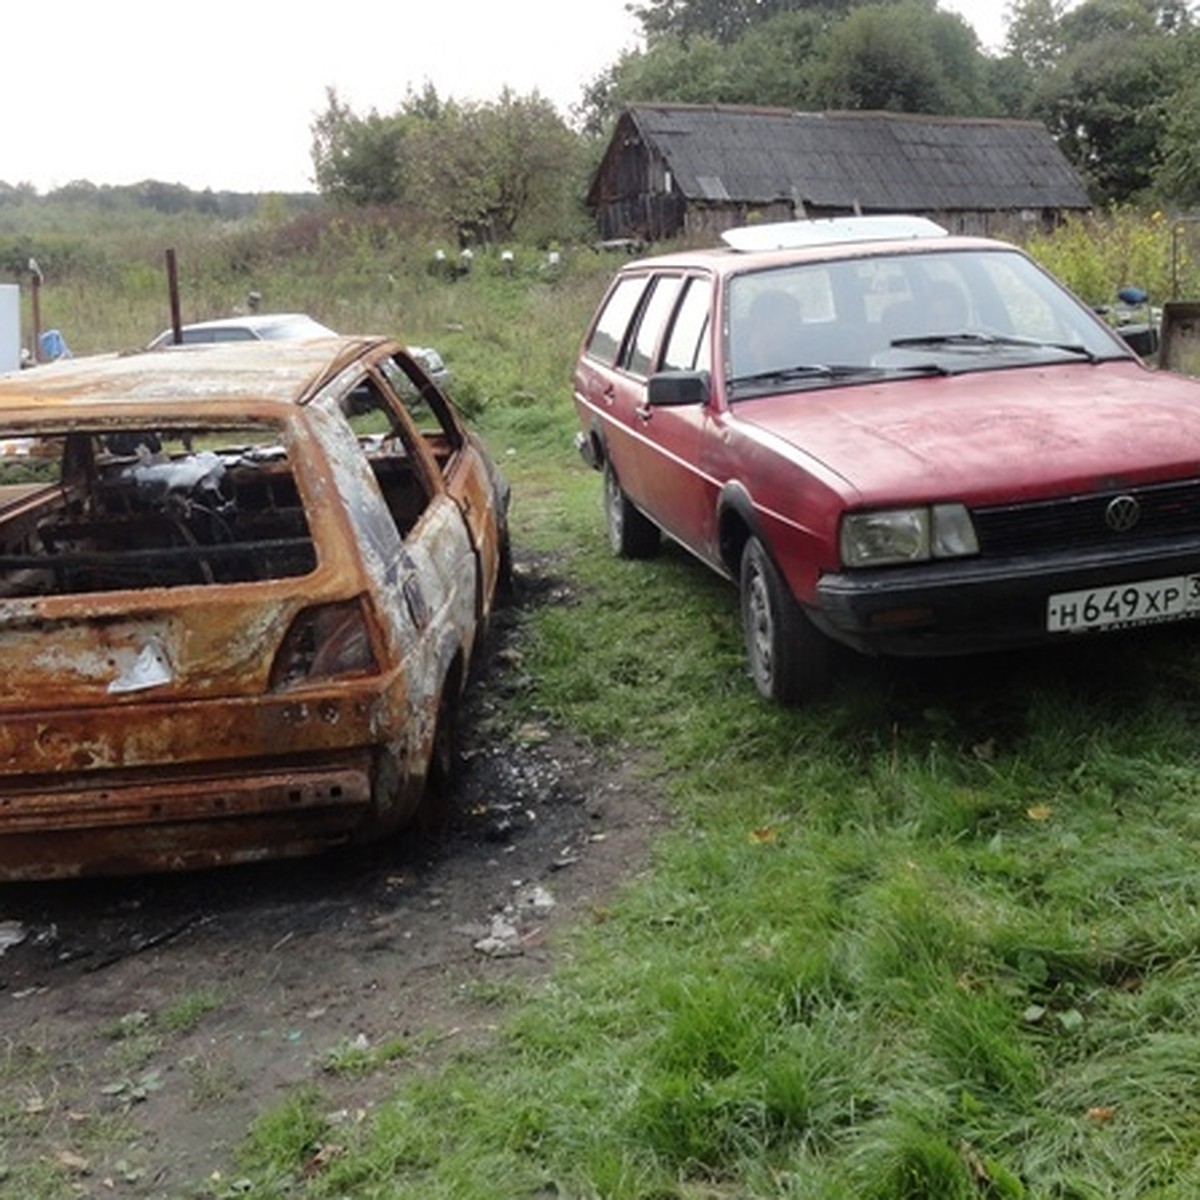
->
[[167, 249, 183, 344], [27, 258, 42, 362]]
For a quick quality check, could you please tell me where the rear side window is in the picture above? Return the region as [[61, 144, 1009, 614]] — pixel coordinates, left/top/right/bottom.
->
[[660, 277, 711, 372], [626, 276, 683, 377], [586, 275, 650, 365]]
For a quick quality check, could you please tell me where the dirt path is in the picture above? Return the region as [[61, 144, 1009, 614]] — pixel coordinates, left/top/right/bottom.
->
[[0, 554, 666, 1197]]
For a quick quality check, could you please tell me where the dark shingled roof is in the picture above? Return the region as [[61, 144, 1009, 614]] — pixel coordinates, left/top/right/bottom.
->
[[620, 105, 1091, 211]]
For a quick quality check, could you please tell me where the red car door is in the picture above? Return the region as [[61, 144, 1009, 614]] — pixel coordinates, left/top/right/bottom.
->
[[575, 273, 651, 501], [599, 274, 685, 512], [624, 274, 718, 559]]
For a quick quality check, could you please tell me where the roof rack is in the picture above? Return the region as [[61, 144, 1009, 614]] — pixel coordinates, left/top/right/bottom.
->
[[720, 215, 949, 252]]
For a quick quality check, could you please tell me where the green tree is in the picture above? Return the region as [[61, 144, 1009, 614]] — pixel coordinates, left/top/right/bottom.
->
[[581, 36, 749, 119], [310, 87, 582, 242], [1061, 0, 1192, 39], [813, 2, 989, 114], [0, 181, 38, 202], [717, 10, 829, 106], [578, 6, 881, 132], [310, 88, 410, 206], [629, 0, 840, 46], [1004, 0, 1067, 71], [1149, 30, 1200, 202], [1029, 0, 1193, 202]]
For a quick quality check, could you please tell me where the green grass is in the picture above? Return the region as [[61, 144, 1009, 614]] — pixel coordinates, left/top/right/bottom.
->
[[321, 1035, 411, 1079], [12, 205, 1200, 1197]]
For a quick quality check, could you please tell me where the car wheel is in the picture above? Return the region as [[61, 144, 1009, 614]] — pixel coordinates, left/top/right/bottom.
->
[[413, 680, 460, 833], [739, 536, 830, 704], [427, 684, 459, 801], [496, 521, 515, 601], [604, 459, 660, 559]]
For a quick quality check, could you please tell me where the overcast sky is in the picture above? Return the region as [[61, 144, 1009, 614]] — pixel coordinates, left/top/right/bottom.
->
[[1, 0, 1007, 195]]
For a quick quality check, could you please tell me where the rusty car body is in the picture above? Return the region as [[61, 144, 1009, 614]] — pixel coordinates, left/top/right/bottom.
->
[[0, 335, 509, 879]]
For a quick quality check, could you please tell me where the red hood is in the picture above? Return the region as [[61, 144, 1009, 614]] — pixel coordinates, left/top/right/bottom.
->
[[735, 361, 1200, 505]]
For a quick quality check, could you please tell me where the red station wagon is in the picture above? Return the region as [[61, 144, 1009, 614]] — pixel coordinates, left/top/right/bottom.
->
[[573, 215, 1200, 703]]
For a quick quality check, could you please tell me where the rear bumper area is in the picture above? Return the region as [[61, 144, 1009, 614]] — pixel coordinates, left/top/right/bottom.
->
[[0, 753, 375, 880]]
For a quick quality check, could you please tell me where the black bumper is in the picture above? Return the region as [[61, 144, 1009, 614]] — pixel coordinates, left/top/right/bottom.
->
[[814, 538, 1200, 657]]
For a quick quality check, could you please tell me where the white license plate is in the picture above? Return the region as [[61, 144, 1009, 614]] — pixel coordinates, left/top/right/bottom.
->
[[1047, 575, 1200, 632]]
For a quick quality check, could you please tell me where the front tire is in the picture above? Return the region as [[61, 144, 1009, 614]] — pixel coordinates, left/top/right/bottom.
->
[[740, 536, 831, 704], [604, 459, 660, 559]]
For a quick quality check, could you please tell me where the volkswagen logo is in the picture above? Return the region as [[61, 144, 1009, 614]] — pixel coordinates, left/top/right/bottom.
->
[[1105, 494, 1141, 533]]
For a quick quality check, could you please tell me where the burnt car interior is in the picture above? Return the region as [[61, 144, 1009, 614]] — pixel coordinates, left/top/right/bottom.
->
[[339, 355, 465, 535], [0, 354, 467, 601], [0, 423, 316, 597], [342, 374, 439, 537]]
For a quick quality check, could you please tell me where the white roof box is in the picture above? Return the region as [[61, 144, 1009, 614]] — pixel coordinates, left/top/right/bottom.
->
[[721, 215, 949, 252]]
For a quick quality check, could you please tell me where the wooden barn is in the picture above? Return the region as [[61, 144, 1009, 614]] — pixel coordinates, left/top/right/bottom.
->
[[588, 104, 1092, 243]]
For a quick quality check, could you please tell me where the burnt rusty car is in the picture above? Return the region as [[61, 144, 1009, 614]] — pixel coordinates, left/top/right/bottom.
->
[[0, 336, 509, 879]]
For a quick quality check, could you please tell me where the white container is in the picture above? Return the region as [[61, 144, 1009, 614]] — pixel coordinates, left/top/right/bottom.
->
[[0, 286, 19, 373]]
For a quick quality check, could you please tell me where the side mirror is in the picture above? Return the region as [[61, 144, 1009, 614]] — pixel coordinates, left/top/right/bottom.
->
[[647, 370, 710, 407]]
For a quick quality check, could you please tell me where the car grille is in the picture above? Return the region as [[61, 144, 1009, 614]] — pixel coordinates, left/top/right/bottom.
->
[[973, 478, 1200, 555]]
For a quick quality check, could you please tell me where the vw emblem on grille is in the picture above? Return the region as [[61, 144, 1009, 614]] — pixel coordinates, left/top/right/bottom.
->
[[1105, 494, 1141, 533]]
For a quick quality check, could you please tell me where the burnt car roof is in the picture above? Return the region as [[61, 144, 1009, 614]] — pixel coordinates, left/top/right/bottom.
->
[[0, 335, 388, 414]]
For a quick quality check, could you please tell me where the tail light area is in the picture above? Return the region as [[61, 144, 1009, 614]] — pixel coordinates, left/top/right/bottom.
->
[[269, 597, 380, 690]]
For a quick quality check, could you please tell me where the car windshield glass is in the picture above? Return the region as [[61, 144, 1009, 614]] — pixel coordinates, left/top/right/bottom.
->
[[725, 247, 1130, 395]]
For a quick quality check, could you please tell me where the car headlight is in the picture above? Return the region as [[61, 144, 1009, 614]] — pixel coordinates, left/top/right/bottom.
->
[[840, 504, 978, 567]]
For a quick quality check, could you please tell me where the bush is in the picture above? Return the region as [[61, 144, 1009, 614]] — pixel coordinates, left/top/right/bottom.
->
[[1020, 207, 1185, 306]]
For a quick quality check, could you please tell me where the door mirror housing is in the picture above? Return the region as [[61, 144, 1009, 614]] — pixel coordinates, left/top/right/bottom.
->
[[647, 370, 710, 407]]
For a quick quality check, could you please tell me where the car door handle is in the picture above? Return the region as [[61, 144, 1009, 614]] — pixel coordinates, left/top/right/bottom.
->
[[635, 403, 652, 422]]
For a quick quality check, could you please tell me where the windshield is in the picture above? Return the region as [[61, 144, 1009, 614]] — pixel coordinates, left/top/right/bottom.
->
[[725, 247, 1131, 396]]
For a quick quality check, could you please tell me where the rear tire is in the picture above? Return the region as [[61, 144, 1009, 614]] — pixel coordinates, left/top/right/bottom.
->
[[740, 536, 830, 704], [604, 459, 660, 559], [413, 676, 461, 834], [496, 521, 515, 602], [427, 685, 458, 801]]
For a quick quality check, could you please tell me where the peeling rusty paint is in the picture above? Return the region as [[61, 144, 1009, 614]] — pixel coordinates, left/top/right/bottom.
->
[[0, 337, 506, 879]]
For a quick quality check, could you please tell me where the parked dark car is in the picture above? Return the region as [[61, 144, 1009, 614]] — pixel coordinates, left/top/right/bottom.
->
[[0, 336, 508, 878], [573, 215, 1200, 703]]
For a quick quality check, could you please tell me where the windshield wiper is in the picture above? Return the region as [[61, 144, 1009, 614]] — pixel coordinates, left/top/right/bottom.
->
[[890, 332, 1099, 362], [885, 361, 952, 377], [729, 363, 882, 387]]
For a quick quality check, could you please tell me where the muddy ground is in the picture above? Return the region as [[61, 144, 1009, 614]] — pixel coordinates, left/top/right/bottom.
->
[[0, 554, 666, 1198]]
